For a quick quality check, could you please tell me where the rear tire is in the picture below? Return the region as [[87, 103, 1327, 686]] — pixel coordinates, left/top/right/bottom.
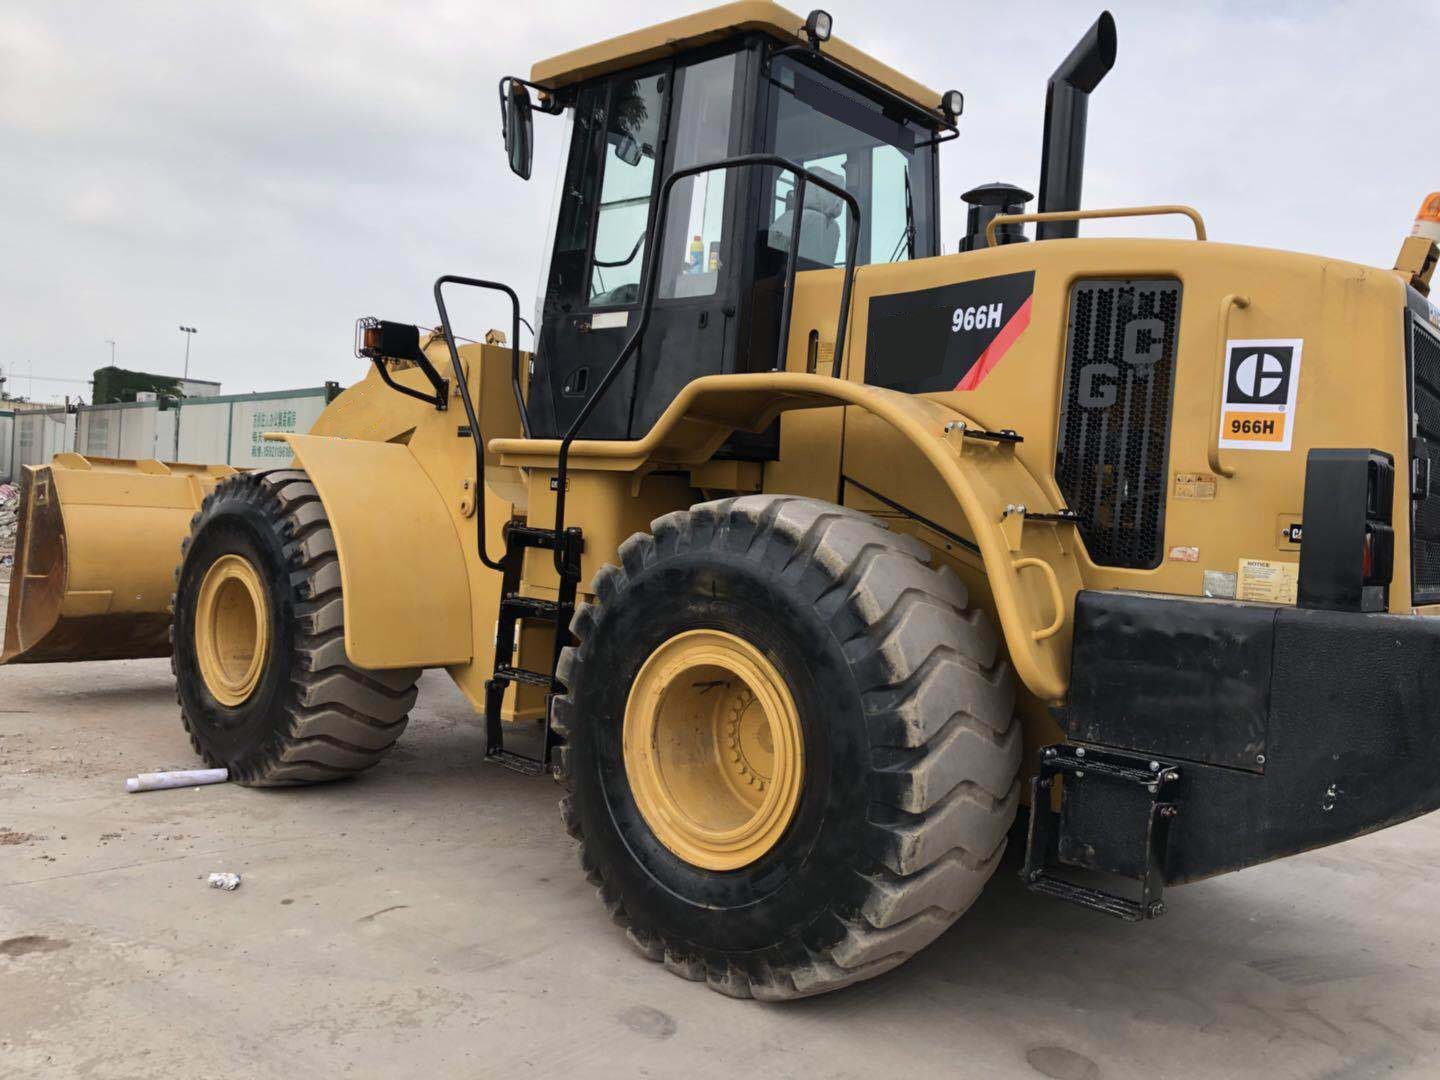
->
[[553, 495, 1020, 999], [170, 469, 420, 786]]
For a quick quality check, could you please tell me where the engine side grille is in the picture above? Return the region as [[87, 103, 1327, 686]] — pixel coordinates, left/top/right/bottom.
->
[[1410, 315, 1440, 603], [1055, 279, 1182, 570]]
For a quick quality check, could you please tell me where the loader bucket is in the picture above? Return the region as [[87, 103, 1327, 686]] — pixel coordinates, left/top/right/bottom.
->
[[1, 454, 237, 665]]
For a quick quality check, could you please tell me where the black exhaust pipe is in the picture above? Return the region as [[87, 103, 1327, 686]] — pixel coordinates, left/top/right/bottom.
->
[[1036, 11, 1117, 241]]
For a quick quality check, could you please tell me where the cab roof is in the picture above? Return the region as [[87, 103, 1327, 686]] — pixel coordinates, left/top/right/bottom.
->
[[529, 1, 946, 124]]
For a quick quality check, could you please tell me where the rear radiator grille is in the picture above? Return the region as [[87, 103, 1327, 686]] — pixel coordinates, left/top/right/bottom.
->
[[1055, 279, 1182, 570], [1410, 317, 1440, 603]]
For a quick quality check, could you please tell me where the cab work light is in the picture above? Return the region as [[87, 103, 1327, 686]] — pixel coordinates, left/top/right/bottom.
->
[[804, 9, 832, 47]]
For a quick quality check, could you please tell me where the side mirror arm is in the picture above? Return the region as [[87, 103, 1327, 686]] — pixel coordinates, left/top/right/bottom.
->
[[497, 75, 564, 127]]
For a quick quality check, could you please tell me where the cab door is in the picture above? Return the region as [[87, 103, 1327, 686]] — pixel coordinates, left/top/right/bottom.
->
[[626, 50, 749, 437], [529, 50, 752, 441], [530, 67, 671, 439]]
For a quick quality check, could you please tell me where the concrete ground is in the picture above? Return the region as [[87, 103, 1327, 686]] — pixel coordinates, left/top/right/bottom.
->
[[3, 582, 1440, 1079]]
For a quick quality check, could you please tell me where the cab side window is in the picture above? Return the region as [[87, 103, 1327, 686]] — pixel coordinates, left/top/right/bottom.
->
[[761, 58, 935, 271], [587, 74, 667, 308], [657, 54, 739, 300]]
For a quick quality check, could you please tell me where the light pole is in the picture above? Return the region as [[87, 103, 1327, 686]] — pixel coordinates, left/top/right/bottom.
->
[[105, 339, 116, 366], [179, 326, 197, 381]]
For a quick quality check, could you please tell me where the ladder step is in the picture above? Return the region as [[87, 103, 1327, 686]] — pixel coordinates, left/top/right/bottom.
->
[[1025, 873, 1151, 922], [484, 749, 548, 776], [494, 664, 554, 688], [500, 594, 562, 620], [505, 524, 561, 550]]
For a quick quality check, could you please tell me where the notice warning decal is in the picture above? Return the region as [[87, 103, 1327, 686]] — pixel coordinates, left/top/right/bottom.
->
[[1236, 558, 1298, 605], [1218, 339, 1304, 452], [864, 272, 1036, 393]]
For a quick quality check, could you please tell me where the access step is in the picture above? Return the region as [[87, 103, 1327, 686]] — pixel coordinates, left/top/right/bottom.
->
[[503, 523, 565, 550], [492, 665, 554, 688], [481, 521, 585, 774], [1021, 743, 1179, 922], [486, 749, 548, 776], [500, 594, 563, 620], [1026, 874, 1162, 922]]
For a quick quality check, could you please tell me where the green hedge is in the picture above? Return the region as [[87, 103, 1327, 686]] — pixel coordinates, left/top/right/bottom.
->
[[91, 366, 185, 405]]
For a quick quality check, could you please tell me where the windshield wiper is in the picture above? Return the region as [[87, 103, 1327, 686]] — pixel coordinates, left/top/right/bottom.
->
[[594, 230, 646, 269], [888, 163, 916, 263]]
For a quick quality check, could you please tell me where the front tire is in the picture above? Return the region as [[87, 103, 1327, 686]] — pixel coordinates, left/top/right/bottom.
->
[[170, 469, 420, 786], [553, 495, 1020, 999]]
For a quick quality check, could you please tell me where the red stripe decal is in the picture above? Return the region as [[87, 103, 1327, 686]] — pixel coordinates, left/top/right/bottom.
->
[[954, 295, 1034, 391]]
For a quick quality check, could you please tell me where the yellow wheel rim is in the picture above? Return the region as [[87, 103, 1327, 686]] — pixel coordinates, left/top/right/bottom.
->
[[194, 554, 270, 707], [623, 629, 804, 871]]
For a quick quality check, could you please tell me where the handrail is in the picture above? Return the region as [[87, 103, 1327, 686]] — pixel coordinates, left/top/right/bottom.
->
[[549, 153, 862, 574], [985, 204, 1207, 247], [433, 275, 526, 572], [1207, 293, 1250, 479]]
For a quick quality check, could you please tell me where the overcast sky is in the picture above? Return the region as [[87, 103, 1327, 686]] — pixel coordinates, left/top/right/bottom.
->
[[3, 1, 1438, 402]]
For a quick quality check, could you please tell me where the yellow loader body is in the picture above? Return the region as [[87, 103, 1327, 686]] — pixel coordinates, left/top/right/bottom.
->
[[8, 0, 1440, 1004]]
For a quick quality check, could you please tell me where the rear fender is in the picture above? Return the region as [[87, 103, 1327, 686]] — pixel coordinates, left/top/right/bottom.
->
[[491, 372, 1083, 703]]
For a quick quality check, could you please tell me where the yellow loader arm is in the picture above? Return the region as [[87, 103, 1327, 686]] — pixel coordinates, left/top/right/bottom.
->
[[2, 454, 236, 665]]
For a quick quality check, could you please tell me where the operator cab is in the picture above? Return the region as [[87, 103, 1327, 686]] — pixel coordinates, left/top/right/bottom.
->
[[503, 3, 959, 448]]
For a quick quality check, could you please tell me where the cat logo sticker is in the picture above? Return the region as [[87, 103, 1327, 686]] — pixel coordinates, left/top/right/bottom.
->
[[1218, 339, 1303, 452]]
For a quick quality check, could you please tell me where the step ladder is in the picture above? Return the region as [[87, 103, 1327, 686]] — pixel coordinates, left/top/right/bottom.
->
[[483, 522, 584, 774]]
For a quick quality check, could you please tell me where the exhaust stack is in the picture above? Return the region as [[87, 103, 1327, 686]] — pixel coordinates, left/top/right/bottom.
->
[[1036, 11, 1117, 241]]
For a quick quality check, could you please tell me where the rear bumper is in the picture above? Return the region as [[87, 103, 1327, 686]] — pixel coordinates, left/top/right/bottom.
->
[[1066, 590, 1440, 884]]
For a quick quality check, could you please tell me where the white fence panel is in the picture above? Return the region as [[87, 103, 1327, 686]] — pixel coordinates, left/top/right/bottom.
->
[[13, 388, 333, 475], [0, 411, 12, 482], [227, 393, 328, 468], [116, 405, 160, 460], [77, 405, 122, 458], [14, 410, 75, 470], [78, 404, 176, 461], [154, 409, 178, 462], [174, 399, 232, 465], [175, 397, 231, 466]]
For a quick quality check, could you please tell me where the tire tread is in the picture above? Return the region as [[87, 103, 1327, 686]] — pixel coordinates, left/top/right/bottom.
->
[[554, 494, 1020, 999], [173, 467, 419, 786]]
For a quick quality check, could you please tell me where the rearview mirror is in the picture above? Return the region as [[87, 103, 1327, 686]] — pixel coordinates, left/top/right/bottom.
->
[[503, 82, 533, 180], [614, 134, 642, 167]]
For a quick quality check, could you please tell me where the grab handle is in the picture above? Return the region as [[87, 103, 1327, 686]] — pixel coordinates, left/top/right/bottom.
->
[[1012, 557, 1066, 642]]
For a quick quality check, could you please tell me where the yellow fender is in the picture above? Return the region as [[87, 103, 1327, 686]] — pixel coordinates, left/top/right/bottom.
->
[[279, 433, 474, 671], [493, 372, 1084, 703]]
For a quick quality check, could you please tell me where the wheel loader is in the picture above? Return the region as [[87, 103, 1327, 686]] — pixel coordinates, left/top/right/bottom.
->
[[8, 2, 1440, 1000]]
